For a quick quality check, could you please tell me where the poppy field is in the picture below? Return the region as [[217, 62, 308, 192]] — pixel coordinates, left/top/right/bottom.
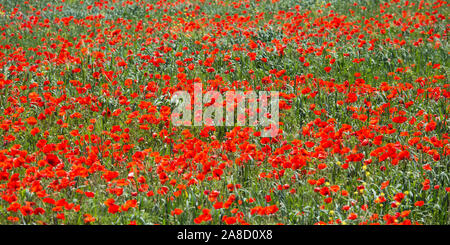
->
[[0, 0, 449, 225]]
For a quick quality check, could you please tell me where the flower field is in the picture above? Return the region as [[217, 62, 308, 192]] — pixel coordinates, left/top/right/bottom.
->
[[0, 0, 449, 225]]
